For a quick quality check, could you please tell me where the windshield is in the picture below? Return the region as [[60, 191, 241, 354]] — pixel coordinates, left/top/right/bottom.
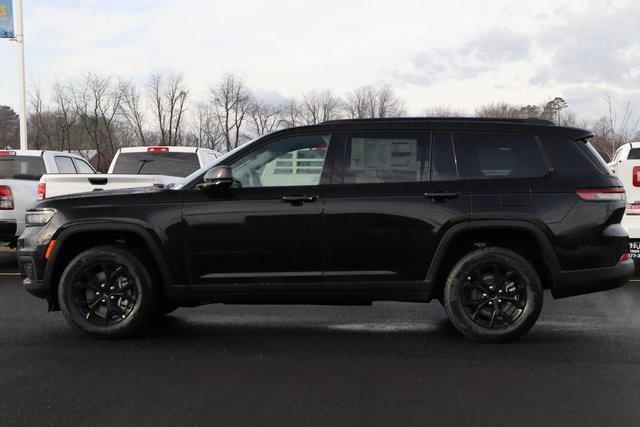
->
[[112, 152, 201, 177], [0, 156, 46, 180], [167, 138, 260, 190]]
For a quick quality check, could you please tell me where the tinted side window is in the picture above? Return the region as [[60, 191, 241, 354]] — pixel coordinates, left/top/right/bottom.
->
[[344, 134, 427, 184], [458, 133, 549, 179], [574, 140, 612, 175], [55, 156, 76, 173], [72, 158, 95, 173], [431, 132, 458, 181], [230, 134, 331, 187]]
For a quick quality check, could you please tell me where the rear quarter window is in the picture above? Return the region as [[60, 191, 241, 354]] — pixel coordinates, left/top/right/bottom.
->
[[457, 133, 549, 179], [574, 140, 613, 175]]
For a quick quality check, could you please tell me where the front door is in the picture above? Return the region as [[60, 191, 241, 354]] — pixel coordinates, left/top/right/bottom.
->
[[323, 130, 471, 292], [182, 132, 335, 292]]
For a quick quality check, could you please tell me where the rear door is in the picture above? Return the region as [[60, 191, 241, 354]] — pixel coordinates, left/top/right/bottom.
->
[[322, 129, 471, 292]]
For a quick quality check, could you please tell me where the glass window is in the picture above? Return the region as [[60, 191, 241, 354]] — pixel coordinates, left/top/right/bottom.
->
[[112, 152, 201, 177], [55, 156, 76, 173], [458, 133, 549, 179], [627, 148, 640, 160], [574, 140, 612, 176], [72, 158, 95, 173], [230, 134, 331, 187], [431, 132, 458, 181], [0, 156, 46, 180], [344, 135, 426, 184]]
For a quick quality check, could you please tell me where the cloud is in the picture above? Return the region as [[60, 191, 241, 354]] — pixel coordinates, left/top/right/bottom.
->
[[530, 1, 640, 88], [401, 28, 532, 86]]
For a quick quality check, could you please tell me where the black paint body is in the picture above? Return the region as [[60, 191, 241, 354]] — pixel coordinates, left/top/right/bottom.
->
[[18, 119, 634, 307]]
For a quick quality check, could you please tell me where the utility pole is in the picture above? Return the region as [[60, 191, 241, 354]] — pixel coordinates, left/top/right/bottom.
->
[[14, 0, 27, 150]]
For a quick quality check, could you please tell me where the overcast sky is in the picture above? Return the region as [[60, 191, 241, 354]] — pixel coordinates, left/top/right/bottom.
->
[[0, 0, 638, 118]]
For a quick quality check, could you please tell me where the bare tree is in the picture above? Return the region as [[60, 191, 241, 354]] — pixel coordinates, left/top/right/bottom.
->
[[475, 102, 524, 118], [248, 99, 283, 137], [300, 89, 343, 125], [210, 73, 253, 151], [28, 83, 56, 150], [280, 98, 302, 128], [192, 101, 224, 150], [421, 105, 466, 117], [146, 72, 188, 146], [591, 95, 640, 160], [119, 80, 148, 146]]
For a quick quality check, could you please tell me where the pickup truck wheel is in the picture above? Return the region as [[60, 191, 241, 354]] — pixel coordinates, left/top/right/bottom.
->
[[58, 246, 156, 337], [443, 247, 543, 343]]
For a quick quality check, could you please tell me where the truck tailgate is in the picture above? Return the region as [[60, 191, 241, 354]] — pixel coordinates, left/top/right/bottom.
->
[[41, 174, 164, 198]]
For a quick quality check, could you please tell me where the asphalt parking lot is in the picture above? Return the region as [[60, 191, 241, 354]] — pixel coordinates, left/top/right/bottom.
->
[[1, 250, 640, 426]]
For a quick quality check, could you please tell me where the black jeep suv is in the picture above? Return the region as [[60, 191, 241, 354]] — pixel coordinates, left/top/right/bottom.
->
[[18, 118, 634, 342]]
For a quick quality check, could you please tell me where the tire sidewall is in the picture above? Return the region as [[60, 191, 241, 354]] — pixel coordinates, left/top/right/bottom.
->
[[58, 246, 156, 337], [444, 248, 543, 343]]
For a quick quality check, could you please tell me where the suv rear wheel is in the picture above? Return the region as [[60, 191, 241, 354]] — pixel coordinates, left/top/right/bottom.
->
[[58, 246, 156, 337], [443, 247, 543, 343]]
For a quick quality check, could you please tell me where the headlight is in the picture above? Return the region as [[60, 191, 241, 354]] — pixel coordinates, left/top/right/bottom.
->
[[25, 209, 56, 227]]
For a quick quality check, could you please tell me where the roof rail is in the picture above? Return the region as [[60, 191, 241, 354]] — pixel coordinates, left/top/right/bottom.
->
[[321, 117, 555, 126]]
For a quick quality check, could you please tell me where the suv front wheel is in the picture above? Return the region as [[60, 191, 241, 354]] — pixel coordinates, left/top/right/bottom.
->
[[443, 247, 543, 343], [58, 246, 156, 337]]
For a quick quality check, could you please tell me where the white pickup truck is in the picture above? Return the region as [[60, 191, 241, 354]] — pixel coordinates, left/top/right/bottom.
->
[[608, 141, 640, 265], [0, 149, 97, 245], [39, 146, 221, 199]]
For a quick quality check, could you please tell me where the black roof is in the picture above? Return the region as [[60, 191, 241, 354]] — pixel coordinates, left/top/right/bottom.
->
[[322, 117, 555, 126], [304, 117, 593, 140]]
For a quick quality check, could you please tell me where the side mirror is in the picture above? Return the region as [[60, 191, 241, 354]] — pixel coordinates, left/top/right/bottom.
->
[[202, 166, 233, 190]]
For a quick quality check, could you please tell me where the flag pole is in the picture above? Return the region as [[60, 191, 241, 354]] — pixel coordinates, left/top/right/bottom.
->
[[14, 0, 27, 150]]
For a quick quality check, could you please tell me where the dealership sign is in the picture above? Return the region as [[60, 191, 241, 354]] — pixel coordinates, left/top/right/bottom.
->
[[0, 0, 14, 38]]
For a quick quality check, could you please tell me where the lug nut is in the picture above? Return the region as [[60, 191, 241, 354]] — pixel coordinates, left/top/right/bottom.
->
[[482, 293, 487, 298], [110, 296, 115, 300], [101, 299, 106, 303], [498, 299, 502, 303], [488, 301, 493, 305]]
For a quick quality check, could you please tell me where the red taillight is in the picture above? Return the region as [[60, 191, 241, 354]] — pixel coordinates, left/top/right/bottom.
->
[[37, 182, 46, 200], [0, 150, 15, 156], [576, 187, 626, 201], [0, 185, 14, 210], [620, 253, 630, 262], [147, 146, 169, 153], [633, 166, 640, 187]]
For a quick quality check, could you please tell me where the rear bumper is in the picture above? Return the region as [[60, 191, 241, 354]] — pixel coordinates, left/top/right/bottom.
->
[[552, 259, 634, 298], [0, 220, 17, 242]]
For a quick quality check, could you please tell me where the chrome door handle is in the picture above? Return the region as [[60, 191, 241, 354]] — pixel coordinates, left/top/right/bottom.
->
[[282, 195, 318, 205], [424, 192, 459, 201]]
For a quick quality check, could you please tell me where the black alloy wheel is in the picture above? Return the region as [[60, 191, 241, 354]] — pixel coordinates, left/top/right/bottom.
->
[[460, 263, 527, 329], [58, 245, 156, 337], [72, 262, 139, 326], [443, 247, 543, 342]]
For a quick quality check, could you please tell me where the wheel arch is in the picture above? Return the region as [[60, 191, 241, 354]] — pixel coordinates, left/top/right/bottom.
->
[[44, 222, 174, 310], [427, 220, 560, 298]]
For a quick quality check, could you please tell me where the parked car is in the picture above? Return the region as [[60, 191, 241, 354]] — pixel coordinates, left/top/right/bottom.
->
[[607, 142, 640, 269], [0, 150, 96, 246], [38, 146, 221, 198], [17, 118, 634, 342]]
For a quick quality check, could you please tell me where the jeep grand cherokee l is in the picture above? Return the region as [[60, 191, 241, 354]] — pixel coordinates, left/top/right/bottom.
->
[[17, 118, 634, 342]]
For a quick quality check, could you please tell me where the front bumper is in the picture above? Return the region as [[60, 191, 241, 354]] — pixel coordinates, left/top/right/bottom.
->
[[18, 249, 48, 298], [552, 258, 635, 299]]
